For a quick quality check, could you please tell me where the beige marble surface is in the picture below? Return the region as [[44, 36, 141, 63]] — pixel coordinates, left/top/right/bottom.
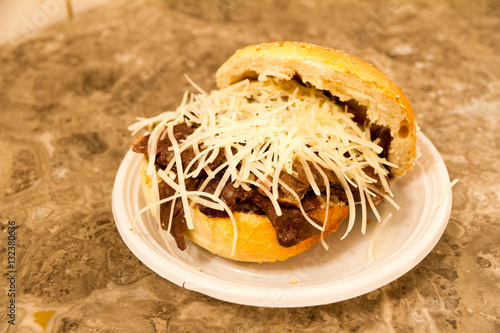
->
[[1, 0, 499, 332]]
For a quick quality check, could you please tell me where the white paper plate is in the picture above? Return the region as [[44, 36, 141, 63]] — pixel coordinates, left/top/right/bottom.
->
[[112, 132, 453, 307]]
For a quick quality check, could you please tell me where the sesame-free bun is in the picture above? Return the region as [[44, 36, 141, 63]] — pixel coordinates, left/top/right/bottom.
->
[[216, 42, 417, 178], [140, 159, 349, 263], [138, 42, 417, 263]]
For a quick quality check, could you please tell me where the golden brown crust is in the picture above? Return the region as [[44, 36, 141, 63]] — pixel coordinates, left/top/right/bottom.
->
[[216, 42, 417, 178], [139, 159, 349, 263], [186, 202, 349, 263]]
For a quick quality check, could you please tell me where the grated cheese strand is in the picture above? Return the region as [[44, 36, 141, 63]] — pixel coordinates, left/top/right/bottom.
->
[[167, 124, 194, 230], [307, 158, 331, 251], [434, 178, 459, 209], [278, 179, 324, 232]]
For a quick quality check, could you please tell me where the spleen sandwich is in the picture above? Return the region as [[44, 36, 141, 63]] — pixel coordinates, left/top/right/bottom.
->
[[129, 42, 417, 263]]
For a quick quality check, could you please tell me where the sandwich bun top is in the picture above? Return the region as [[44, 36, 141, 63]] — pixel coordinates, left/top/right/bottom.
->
[[216, 42, 417, 178]]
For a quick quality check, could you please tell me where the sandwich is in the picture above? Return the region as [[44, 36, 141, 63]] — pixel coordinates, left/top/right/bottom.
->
[[129, 42, 417, 263]]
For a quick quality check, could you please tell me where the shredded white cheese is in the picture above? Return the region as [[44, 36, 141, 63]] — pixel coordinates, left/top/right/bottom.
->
[[131, 77, 398, 255], [434, 178, 459, 209]]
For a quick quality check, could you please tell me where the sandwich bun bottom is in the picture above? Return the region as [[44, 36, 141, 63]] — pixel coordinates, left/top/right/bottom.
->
[[140, 158, 349, 263]]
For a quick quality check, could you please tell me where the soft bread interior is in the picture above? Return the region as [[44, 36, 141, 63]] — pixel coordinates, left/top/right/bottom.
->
[[139, 159, 349, 263], [216, 42, 417, 178]]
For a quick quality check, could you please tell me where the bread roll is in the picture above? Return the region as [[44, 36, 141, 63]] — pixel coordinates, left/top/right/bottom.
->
[[135, 42, 417, 263]]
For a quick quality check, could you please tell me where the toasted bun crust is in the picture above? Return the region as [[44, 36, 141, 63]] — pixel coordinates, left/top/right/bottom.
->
[[216, 42, 417, 178], [140, 159, 349, 263]]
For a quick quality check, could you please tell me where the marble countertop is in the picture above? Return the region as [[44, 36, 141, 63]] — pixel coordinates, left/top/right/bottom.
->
[[1, 0, 499, 332]]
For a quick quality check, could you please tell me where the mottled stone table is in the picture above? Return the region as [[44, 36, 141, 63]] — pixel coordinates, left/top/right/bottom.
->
[[1, 0, 499, 332]]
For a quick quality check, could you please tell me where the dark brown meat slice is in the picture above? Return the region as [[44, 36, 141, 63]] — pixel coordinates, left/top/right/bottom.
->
[[158, 181, 185, 250], [257, 160, 341, 207], [301, 193, 327, 212], [293, 160, 341, 188], [370, 125, 392, 160], [328, 166, 386, 205], [275, 171, 310, 206], [131, 134, 149, 155], [131, 123, 196, 166], [158, 177, 200, 251], [181, 148, 227, 177], [249, 193, 320, 247], [325, 98, 393, 161], [197, 177, 255, 218], [157, 123, 196, 166]]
